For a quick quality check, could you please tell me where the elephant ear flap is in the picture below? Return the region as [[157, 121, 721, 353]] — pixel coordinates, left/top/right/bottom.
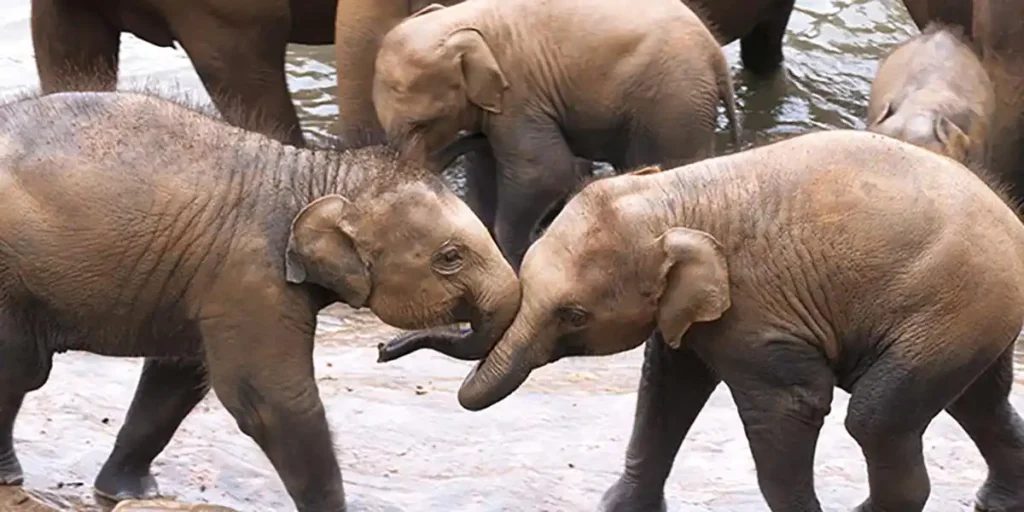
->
[[655, 227, 731, 349], [285, 195, 372, 308], [934, 115, 971, 162], [869, 100, 893, 127], [446, 29, 509, 114]]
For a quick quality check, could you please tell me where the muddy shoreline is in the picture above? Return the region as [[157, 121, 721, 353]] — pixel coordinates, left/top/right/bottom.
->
[[2, 304, 1019, 511]]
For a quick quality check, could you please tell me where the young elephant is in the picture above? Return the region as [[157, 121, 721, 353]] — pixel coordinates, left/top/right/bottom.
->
[[867, 23, 994, 165], [372, 0, 740, 269], [0, 91, 519, 512], [382, 130, 1024, 511]]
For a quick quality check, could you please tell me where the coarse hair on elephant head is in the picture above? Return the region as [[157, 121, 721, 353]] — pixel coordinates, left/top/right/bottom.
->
[[372, 4, 509, 165], [866, 22, 994, 167], [282, 136, 521, 349], [376, 166, 730, 410], [454, 167, 730, 410]]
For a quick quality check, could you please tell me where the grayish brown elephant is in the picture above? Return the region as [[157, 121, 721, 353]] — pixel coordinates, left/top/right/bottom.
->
[[901, 0, 974, 40], [0, 91, 518, 512], [382, 130, 1024, 512], [867, 22, 994, 165], [30, 0, 338, 147], [372, 0, 740, 269]]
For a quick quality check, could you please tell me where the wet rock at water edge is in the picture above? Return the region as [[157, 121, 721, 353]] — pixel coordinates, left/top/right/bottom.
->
[[111, 499, 238, 512]]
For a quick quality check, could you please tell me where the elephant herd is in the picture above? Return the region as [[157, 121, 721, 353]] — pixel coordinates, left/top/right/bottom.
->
[[7, 0, 1024, 511]]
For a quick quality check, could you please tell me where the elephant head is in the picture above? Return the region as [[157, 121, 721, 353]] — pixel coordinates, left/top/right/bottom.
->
[[868, 102, 976, 163], [454, 168, 731, 410], [284, 169, 521, 352], [372, 3, 509, 163]]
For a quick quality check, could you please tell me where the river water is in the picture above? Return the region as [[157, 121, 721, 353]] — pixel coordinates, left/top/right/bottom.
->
[[0, 0, 1021, 511]]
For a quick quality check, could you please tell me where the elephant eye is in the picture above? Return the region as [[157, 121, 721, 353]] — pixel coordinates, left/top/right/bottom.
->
[[557, 306, 589, 329], [432, 245, 464, 275]]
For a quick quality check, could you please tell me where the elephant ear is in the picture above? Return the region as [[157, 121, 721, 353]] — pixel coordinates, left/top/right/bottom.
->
[[445, 28, 509, 114], [285, 195, 372, 308], [869, 100, 893, 127], [934, 115, 971, 162], [655, 227, 731, 349], [410, 3, 445, 18]]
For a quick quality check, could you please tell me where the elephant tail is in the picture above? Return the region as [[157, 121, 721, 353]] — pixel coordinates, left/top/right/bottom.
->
[[713, 55, 742, 147]]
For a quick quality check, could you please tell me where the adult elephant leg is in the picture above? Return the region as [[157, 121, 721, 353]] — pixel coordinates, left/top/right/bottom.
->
[[31, 0, 120, 92], [726, 338, 834, 511], [599, 334, 720, 512], [94, 357, 209, 502], [461, 147, 499, 239], [201, 301, 345, 511], [943, 344, 1024, 511], [173, 16, 304, 147], [739, 0, 796, 77], [491, 121, 587, 270]]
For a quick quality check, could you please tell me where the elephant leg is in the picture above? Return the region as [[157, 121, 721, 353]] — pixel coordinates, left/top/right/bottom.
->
[[739, 0, 796, 77], [202, 310, 345, 511], [0, 323, 53, 486], [461, 147, 499, 239], [943, 344, 1024, 511], [94, 357, 209, 502], [173, 17, 304, 147], [492, 121, 586, 269], [31, 0, 120, 92], [844, 330, 1010, 512], [599, 334, 720, 512], [724, 339, 833, 512]]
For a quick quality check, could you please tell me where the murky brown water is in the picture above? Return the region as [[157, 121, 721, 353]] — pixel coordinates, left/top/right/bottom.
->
[[1, 0, 1022, 510]]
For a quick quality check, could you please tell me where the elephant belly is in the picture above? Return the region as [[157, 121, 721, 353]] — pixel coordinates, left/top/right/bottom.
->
[[111, 3, 176, 48]]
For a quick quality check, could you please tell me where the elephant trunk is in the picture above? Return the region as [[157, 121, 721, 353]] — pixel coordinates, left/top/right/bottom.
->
[[456, 300, 552, 411]]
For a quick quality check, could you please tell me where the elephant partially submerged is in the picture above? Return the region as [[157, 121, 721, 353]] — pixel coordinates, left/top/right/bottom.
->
[[382, 130, 1024, 512], [0, 91, 520, 512]]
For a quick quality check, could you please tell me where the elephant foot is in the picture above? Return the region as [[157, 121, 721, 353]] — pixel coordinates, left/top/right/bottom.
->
[[598, 477, 667, 512], [93, 463, 161, 503], [975, 475, 1024, 511], [0, 449, 23, 485]]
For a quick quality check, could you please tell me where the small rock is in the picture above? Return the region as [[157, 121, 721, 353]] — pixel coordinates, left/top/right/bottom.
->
[[112, 499, 238, 512], [101, 417, 110, 425], [414, 385, 427, 396], [568, 463, 575, 468]]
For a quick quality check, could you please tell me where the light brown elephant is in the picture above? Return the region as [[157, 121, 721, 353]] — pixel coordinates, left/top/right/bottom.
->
[[371, 0, 740, 269], [901, 0, 1024, 204], [0, 90, 517, 511], [867, 22, 994, 165], [333, 0, 794, 145], [31, 0, 337, 147], [334, 0, 462, 143], [381, 130, 1024, 512]]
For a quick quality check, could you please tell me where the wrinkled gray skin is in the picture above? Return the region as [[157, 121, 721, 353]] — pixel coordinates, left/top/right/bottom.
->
[[0, 92, 519, 512], [867, 22, 995, 165], [372, 0, 740, 270], [383, 130, 1024, 512]]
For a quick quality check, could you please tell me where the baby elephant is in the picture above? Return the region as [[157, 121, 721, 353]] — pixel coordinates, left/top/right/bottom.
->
[[867, 22, 994, 164], [383, 130, 1024, 511], [0, 91, 519, 512], [372, 0, 740, 269]]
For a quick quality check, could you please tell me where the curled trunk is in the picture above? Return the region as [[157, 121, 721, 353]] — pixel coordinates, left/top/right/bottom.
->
[[455, 301, 553, 411], [377, 256, 521, 364]]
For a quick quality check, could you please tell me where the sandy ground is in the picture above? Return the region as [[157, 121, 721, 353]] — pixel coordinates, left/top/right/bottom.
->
[[0, 304, 1020, 511]]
